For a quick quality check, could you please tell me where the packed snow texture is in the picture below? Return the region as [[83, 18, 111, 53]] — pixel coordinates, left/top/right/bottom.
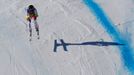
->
[[0, 0, 134, 75]]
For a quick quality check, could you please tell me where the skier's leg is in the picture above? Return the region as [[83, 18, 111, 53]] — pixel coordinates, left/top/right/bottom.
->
[[35, 21, 39, 36], [33, 17, 39, 36], [28, 20, 32, 37]]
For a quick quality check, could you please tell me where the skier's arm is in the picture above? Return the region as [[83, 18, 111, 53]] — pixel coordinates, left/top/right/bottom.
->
[[35, 9, 38, 17], [27, 9, 29, 16]]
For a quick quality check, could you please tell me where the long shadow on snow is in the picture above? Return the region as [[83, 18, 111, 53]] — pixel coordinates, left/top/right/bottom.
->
[[54, 39, 124, 52]]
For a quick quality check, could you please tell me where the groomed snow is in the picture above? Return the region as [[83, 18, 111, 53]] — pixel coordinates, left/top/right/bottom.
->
[[0, 0, 134, 75]]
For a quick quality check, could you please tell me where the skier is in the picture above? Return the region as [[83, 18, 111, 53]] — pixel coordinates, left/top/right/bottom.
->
[[26, 5, 39, 40]]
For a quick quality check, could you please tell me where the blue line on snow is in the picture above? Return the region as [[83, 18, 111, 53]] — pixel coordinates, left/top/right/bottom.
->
[[83, 0, 134, 73]]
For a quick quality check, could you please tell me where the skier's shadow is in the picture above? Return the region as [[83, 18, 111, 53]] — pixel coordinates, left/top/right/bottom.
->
[[53, 39, 124, 52]]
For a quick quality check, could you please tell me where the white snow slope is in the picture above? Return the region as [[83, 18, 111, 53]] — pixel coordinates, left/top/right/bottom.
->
[[0, 0, 134, 75]]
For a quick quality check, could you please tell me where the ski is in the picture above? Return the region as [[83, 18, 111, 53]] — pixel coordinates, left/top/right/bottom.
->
[[29, 36, 39, 41], [37, 36, 40, 39], [29, 38, 32, 41]]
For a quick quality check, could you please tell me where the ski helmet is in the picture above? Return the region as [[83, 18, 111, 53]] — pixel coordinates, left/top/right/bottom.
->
[[28, 5, 34, 9]]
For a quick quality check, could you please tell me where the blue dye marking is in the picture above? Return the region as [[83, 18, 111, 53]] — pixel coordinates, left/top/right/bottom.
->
[[83, 0, 134, 73]]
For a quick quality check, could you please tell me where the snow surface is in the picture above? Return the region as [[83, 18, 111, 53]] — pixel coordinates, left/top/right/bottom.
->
[[0, 0, 134, 75]]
